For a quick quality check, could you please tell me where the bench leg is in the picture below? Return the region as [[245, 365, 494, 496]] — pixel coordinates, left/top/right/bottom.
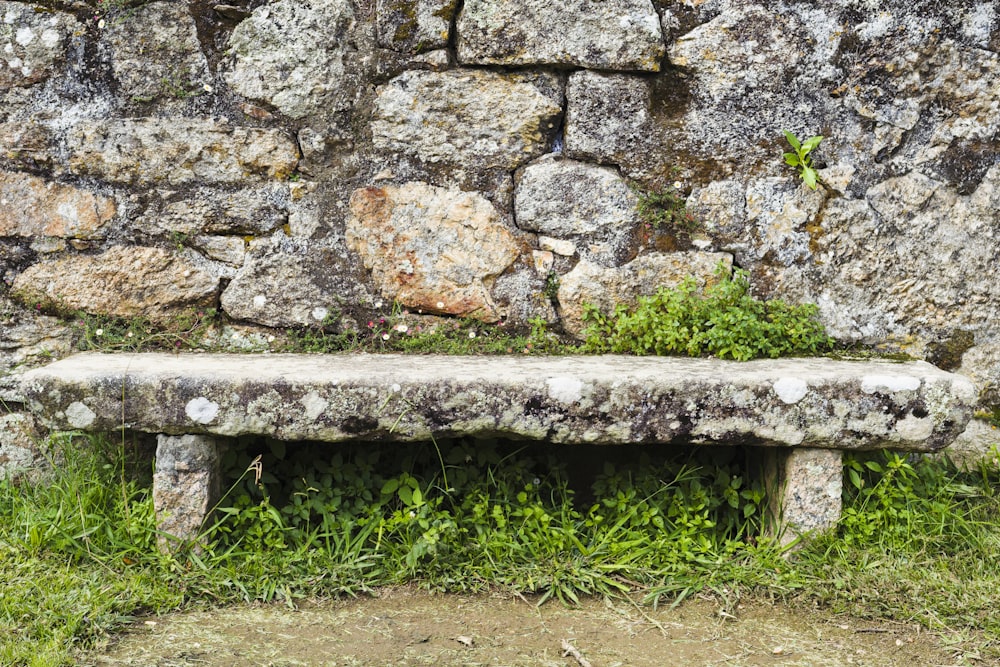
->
[[153, 434, 222, 551], [765, 448, 843, 546]]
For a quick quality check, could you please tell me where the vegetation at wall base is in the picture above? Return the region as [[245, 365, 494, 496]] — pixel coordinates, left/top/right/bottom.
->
[[3, 434, 1000, 664], [582, 264, 835, 360]]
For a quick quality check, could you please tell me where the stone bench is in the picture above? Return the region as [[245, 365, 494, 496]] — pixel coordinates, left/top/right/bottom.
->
[[19, 352, 977, 546]]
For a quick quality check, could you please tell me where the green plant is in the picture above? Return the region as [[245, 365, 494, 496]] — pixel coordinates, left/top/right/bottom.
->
[[633, 181, 702, 233], [7, 432, 1000, 663], [581, 263, 834, 360], [782, 130, 824, 190], [73, 309, 218, 352]]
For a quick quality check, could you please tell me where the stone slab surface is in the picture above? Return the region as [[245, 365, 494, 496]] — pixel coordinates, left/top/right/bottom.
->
[[20, 353, 976, 451]]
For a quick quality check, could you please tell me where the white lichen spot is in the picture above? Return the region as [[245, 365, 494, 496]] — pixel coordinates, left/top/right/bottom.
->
[[40, 28, 59, 48], [311, 306, 328, 321], [546, 377, 584, 404], [185, 397, 220, 425], [895, 414, 934, 441], [773, 377, 808, 404], [951, 377, 978, 403], [252, 294, 267, 308], [14, 27, 34, 46], [861, 375, 921, 394], [65, 401, 96, 429], [299, 390, 328, 421]]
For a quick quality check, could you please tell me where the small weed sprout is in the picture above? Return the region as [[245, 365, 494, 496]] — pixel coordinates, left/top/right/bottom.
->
[[633, 180, 702, 233], [782, 130, 824, 190]]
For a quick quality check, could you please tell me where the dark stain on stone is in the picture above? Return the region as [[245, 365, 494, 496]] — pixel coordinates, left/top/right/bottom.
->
[[341, 415, 379, 434], [927, 139, 999, 195], [926, 330, 975, 371]]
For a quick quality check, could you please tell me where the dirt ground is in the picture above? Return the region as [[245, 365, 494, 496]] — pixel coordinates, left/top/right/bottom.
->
[[80, 587, 974, 667]]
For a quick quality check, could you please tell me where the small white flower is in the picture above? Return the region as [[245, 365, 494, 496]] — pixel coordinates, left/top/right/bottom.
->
[[382, 332, 390, 340], [436, 301, 445, 309], [408, 510, 416, 518], [673, 181, 683, 190], [203, 83, 213, 93], [126, 331, 134, 338], [533, 477, 541, 485], [394, 324, 408, 333], [267, 335, 275, 343], [374, 300, 384, 309], [94, 328, 103, 337], [97, 18, 105, 29], [468, 330, 476, 339]]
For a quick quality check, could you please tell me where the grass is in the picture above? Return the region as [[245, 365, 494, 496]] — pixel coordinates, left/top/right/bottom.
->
[[69, 307, 579, 356], [3, 435, 1000, 665]]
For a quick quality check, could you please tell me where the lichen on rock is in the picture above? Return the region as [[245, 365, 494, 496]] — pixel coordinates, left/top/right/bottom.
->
[[346, 182, 523, 321]]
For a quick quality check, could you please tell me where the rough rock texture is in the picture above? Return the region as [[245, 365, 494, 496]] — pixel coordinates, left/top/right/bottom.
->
[[557, 252, 731, 336], [376, 0, 455, 53], [0, 119, 53, 171], [346, 183, 522, 321], [514, 157, 639, 267], [945, 420, 1000, 470], [221, 237, 377, 329], [135, 184, 290, 236], [0, 412, 45, 481], [103, 1, 210, 102], [563, 71, 660, 179], [11, 246, 221, 322], [224, 0, 362, 119], [20, 353, 976, 452], [0, 171, 115, 238], [456, 0, 664, 71], [65, 119, 299, 185], [691, 167, 1000, 347], [768, 448, 843, 545], [959, 344, 1000, 407], [153, 434, 220, 546], [371, 70, 562, 172], [0, 3, 79, 89], [0, 294, 73, 402]]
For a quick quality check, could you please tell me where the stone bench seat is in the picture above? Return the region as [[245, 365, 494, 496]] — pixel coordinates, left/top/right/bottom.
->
[[20, 352, 977, 546]]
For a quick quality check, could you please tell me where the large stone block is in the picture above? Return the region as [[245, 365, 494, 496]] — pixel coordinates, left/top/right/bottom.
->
[[103, 1, 210, 102], [154, 434, 221, 547], [456, 0, 664, 71], [376, 0, 456, 54], [135, 184, 290, 236], [514, 156, 639, 267], [346, 182, 522, 321], [371, 69, 562, 172], [0, 171, 115, 239], [20, 352, 977, 452], [766, 448, 843, 546], [223, 0, 362, 119], [564, 71, 652, 173], [65, 118, 299, 185], [0, 412, 45, 481], [11, 246, 221, 322], [0, 2, 79, 89], [221, 237, 376, 329]]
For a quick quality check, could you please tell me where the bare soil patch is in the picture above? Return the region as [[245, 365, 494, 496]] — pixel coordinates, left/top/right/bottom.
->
[[80, 587, 966, 667]]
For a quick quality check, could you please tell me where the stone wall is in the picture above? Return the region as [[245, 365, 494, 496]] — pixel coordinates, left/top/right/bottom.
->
[[1, 0, 999, 471]]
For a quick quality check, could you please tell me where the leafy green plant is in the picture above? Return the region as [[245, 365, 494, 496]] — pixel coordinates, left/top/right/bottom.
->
[[581, 263, 834, 360], [782, 130, 824, 190]]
